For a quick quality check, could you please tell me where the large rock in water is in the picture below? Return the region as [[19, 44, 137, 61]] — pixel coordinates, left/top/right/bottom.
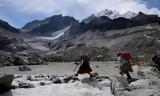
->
[[19, 66, 31, 71], [110, 75, 129, 96], [0, 74, 14, 93], [110, 75, 139, 96]]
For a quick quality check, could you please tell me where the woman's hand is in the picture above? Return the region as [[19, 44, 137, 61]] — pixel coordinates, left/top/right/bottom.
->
[[74, 62, 80, 65]]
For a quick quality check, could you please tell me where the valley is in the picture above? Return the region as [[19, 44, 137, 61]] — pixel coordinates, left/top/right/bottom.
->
[[0, 8, 159, 96]]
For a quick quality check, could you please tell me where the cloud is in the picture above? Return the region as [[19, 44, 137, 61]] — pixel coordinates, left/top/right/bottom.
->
[[1, 0, 160, 19], [0, 0, 160, 28], [137, 0, 160, 9], [0, 13, 18, 27]]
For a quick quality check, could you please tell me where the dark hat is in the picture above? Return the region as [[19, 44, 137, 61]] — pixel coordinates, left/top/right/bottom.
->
[[117, 52, 122, 57]]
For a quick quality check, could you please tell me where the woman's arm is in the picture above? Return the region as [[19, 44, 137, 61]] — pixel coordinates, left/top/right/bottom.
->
[[74, 60, 84, 65], [80, 60, 84, 65]]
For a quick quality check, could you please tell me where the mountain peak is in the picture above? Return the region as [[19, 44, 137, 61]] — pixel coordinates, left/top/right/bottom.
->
[[95, 9, 137, 19], [95, 9, 120, 19], [0, 19, 19, 33], [121, 11, 137, 19], [22, 15, 78, 36]]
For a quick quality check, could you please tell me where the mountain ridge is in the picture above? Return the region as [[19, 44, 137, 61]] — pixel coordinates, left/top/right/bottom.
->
[[0, 10, 159, 63], [0, 19, 19, 33], [60, 11, 159, 42], [21, 15, 78, 36]]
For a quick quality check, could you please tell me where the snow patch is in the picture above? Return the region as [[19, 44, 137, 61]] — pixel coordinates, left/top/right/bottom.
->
[[35, 32, 64, 40], [95, 9, 137, 19], [121, 11, 137, 19], [95, 9, 119, 19], [25, 26, 70, 50], [35, 26, 70, 41]]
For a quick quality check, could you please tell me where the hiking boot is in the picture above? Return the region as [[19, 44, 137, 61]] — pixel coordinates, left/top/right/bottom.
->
[[127, 77, 132, 80], [74, 74, 78, 77], [89, 74, 94, 78], [119, 72, 123, 76]]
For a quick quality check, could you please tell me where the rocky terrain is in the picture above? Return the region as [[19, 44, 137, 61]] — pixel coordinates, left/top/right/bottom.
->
[[49, 11, 160, 61], [21, 15, 78, 36], [0, 20, 47, 66], [0, 10, 159, 66], [1, 62, 160, 96], [0, 20, 19, 33], [0, 5, 160, 96]]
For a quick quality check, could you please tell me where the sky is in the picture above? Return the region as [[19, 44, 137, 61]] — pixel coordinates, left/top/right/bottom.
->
[[0, 0, 160, 28]]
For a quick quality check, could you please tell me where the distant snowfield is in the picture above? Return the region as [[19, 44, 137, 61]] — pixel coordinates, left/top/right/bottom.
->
[[35, 26, 70, 41], [25, 26, 70, 51], [35, 31, 65, 40]]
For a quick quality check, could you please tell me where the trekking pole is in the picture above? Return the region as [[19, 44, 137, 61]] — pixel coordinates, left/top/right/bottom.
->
[[73, 64, 79, 72]]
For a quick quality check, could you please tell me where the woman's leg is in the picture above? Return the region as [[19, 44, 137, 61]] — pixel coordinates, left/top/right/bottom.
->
[[119, 71, 124, 76], [74, 73, 78, 77], [88, 73, 93, 77], [125, 72, 132, 79]]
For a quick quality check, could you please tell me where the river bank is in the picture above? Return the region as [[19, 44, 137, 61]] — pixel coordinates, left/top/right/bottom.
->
[[0, 61, 160, 96]]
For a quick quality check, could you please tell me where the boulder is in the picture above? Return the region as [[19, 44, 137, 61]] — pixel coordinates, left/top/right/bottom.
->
[[18, 82, 35, 88], [0, 55, 14, 66], [26, 76, 32, 81], [28, 54, 46, 65], [63, 75, 79, 83], [19, 66, 31, 71], [110, 75, 139, 96], [53, 78, 62, 84], [39, 82, 45, 86], [26, 76, 42, 81], [110, 75, 129, 95], [13, 55, 29, 66], [0, 74, 14, 93]]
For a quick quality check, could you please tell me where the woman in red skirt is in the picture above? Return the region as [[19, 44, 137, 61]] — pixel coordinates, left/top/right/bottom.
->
[[74, 54, 93, 78]]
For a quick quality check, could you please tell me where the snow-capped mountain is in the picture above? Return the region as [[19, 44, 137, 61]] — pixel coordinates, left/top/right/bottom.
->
[[121, 11, 138, 19], [95, 9, 120, 19], [95, 9, 137, 19]]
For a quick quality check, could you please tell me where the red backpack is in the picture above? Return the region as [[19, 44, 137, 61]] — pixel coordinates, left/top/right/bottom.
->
[[122, 52, 132, 61]]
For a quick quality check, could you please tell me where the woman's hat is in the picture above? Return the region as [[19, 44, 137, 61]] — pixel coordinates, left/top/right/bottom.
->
[[116, 52, 122, 57]]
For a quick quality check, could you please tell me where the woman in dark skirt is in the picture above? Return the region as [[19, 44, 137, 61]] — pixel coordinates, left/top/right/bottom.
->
[[74, 54, 93, 77]]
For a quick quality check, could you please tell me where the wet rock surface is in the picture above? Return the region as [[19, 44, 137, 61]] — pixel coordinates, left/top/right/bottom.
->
[[19, 66, 31, 71], [18, 81, 35, 88], [10, 73, 111, 90], [0, 74, 14, 93], [110, 66, 160, 96]]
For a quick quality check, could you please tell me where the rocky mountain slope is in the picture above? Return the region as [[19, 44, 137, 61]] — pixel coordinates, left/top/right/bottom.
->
[[50, 24, 159, 61], [49, 12, 159, 61], [21, 15, 78, 36], [0, 19, 19, 33], [0, 11, 159, 64], [0, 22, 50, 66]]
